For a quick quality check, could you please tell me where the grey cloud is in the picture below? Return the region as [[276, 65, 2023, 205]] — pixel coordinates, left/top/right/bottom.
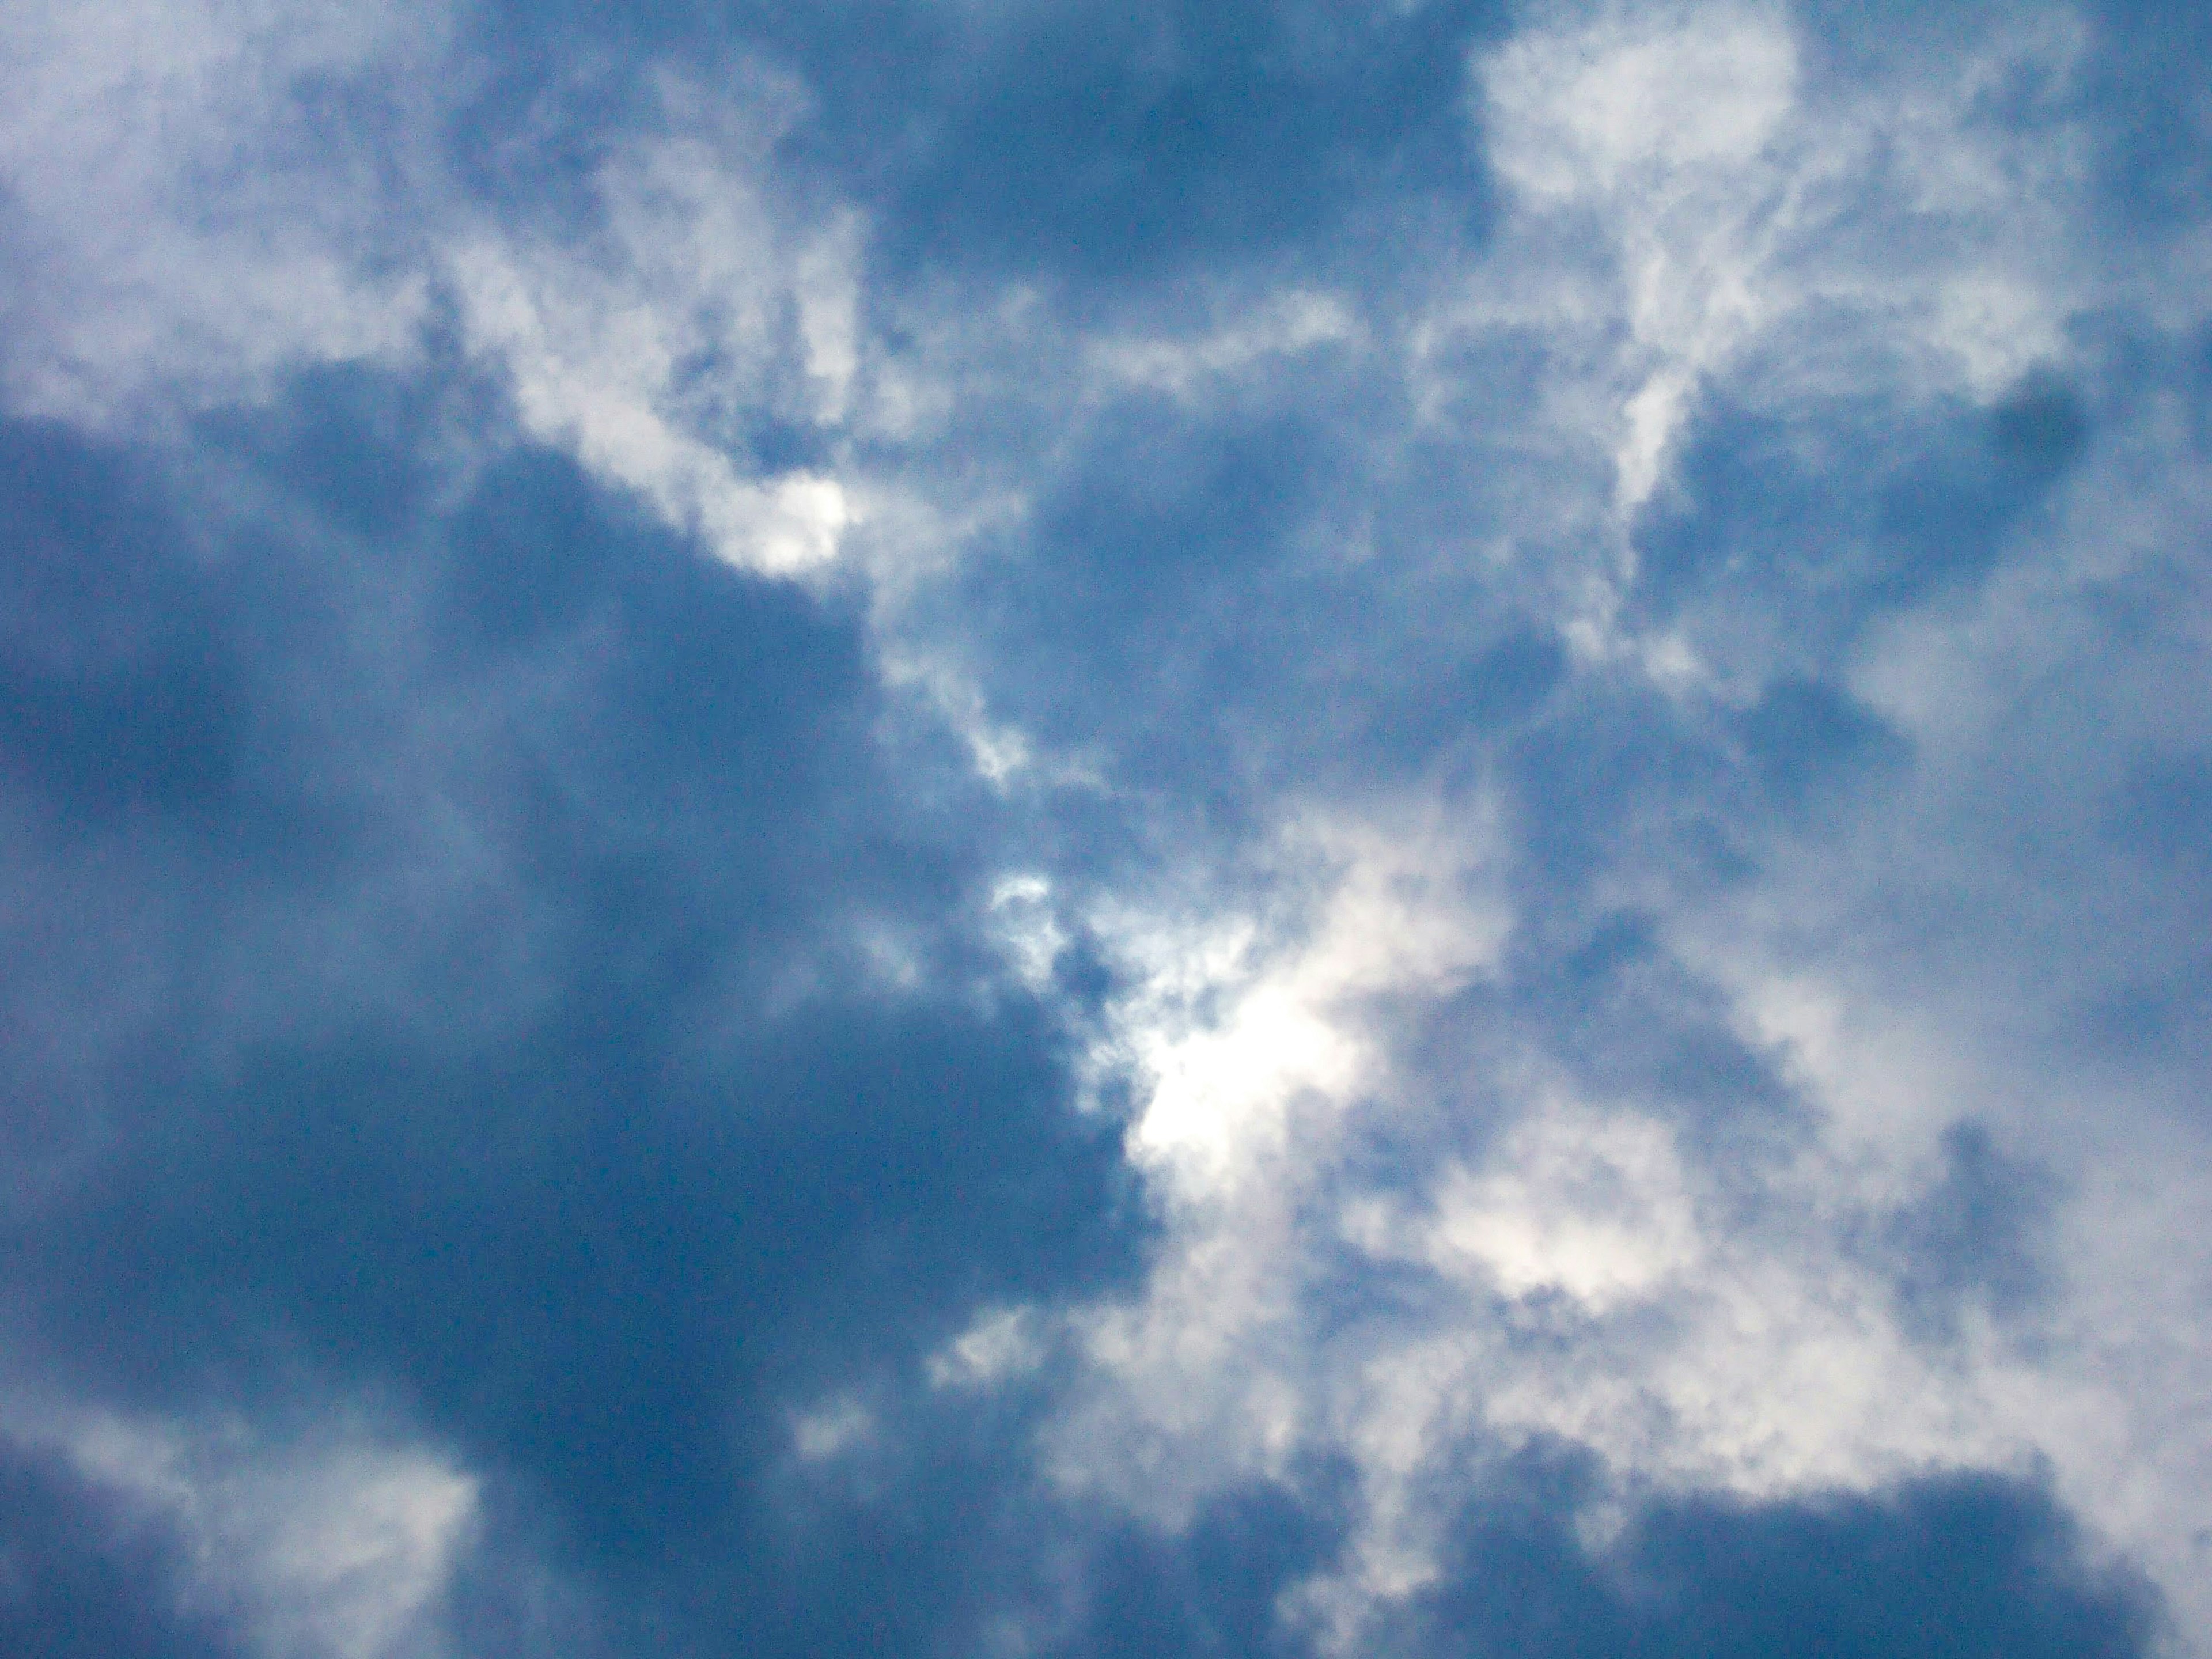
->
[[0, 378, 1146, 1652], [0, 1441, 248, 1659], [1399, 1453, 2164, 1659]]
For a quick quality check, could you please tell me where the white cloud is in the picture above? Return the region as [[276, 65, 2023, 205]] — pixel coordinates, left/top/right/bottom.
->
[[789, 1394, 878, 1462], [1477, 2, 1803, 518], [986, 7, 2212, 1646], [927, 1305, 1047, 1392], [1446, 0, 2098, 666], [0, 4, 868, 577], [446, 74, 863, 577], [9, 0, 2212, 1646], [1648, 378, 2212, 1629], [1403, 1105, 1703, 1312], [5, 1399, 478, 1659], [1040, 800, 1512, 1533], [1101, 803, 1509, 1199], [1085, 290, 1361, 402], [1483, 4, 1798, 198], [0, 0, 442, 422], [987, 874, 1070, 991]]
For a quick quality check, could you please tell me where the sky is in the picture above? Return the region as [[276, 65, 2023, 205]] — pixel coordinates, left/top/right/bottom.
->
[[0, 0, 2208, 1654]]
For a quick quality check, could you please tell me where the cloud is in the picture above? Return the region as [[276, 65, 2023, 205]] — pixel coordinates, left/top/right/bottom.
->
[[447, 71, 863, 576], [3, 0, 2211, 1654], [0, 391, 1143, 1654], [0, 0, 443, 421], [0, 1436, 247, 1659], [0, 2, 864, 578], [823, 2, 2212, 1645], [1393, 1456, 2162, 1659]]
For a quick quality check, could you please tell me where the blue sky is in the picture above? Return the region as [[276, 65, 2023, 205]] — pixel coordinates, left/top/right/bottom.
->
[[0, 1, 2207, 1654]]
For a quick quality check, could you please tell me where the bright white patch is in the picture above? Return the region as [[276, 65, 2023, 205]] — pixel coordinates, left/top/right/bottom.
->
[[928, 1306, 1047, 1392], [1039, 801, 1512, 1544], [1419, 1107, 1702, 1311], [790, 1395, 876, 1462], [1107, 806, 1509, 1198], [1483, 6, 1797, 198], [0, 13, 865, 578]]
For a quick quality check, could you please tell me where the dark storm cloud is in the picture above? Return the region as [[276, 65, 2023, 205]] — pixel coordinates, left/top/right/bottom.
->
[[1400, 1455, 2164, 1659], [0, 1442, 247, 1659], [0, 372, 1148, 1652], [1626, 377, 2093, 661], [0, 420, 251, 821]]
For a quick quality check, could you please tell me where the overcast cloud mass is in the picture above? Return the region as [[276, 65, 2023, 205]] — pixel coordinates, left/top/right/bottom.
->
[[1, 0, 2209, 1654]]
